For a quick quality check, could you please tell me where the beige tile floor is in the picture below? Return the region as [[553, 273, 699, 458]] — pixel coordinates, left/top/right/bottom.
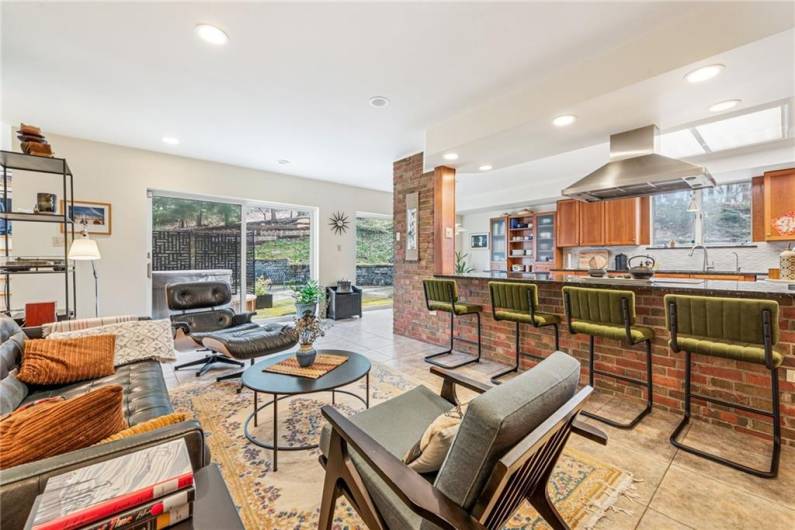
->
[[162, 309, 795, 529]]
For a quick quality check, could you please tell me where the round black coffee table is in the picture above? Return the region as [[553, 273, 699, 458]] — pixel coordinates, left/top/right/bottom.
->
[[241, 349, 371, 471]]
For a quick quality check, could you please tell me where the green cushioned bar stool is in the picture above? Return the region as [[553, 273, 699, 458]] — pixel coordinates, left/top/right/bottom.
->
[[422, 278, 483, 369], [563, 286, 654, 429], [665, 294, 782, 478], [488, 281, 561, 384]]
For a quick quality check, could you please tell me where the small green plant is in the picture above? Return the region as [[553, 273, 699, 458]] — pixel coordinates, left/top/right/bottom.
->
[[254, 276, 272, 296], [290, 279, 324, 305], [455, 251, 474, 274]]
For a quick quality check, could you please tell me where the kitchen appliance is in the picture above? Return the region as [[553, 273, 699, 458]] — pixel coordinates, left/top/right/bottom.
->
[[614, 253, 628, 271], [562, 125, 715, 201], [628, 255, 656, 279]]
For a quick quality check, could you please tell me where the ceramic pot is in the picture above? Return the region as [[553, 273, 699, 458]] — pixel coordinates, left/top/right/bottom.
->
[[296, 343, 317, 367], [780, 247, 795, 281], [295, 302, 317, 317]]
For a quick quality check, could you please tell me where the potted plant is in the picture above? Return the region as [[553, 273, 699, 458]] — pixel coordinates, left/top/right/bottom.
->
[[455, 251, 474, 274], [289, 313, 330, 367], [254, 276, 273, 309], [291, 279, 323, 317]]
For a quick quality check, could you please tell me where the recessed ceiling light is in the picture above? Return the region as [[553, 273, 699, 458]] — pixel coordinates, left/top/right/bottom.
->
[[479, 164, 493, 171], [552, 115, 576, 127], [685, 64, 724, 83], [195, 24, 229, 45], [369, 96, 390, 108], [277, 159, 291, 165], [442, 153, 459, 161], [708, 99, 741, 112], [162, 136, 180, 145]]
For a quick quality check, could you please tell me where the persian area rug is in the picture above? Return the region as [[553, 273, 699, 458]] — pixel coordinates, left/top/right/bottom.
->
[[170, 363, 634, 529]]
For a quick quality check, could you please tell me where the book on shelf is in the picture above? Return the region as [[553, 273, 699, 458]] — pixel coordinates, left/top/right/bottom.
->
[[29, 439, 193, 530]]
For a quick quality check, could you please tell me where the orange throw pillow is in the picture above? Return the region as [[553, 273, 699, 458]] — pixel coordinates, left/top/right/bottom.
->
[[97, 412, 189, 444], [18, 335, 116, 385], [0, 385, 127, 469]]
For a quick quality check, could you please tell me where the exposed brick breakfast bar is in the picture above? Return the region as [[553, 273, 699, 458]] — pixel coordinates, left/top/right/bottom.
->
[[411, 271, 795, 445]]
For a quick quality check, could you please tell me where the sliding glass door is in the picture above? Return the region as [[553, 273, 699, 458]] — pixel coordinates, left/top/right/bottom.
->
[[148, 191, 315, 321]]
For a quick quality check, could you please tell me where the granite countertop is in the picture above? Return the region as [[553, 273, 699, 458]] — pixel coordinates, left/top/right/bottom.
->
[[551, 268, 766, 276], [436, 271, 795, 297]]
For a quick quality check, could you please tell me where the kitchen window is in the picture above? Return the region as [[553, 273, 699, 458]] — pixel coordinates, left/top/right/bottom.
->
[[651, 182, 751, 247]]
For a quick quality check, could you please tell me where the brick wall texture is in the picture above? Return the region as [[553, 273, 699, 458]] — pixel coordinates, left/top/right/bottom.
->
[[392, 152, 795, 445]]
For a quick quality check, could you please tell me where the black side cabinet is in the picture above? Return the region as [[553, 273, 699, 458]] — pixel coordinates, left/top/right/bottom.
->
[[326, 285, 362, 320]]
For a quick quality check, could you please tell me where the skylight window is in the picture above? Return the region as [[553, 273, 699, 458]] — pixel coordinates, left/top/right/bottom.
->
[[659, 128, 706, 158], [659, 104, 787, 158]]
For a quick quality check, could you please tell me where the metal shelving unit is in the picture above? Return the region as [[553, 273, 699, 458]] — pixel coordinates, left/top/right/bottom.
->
[[1, 150, 75, 320]]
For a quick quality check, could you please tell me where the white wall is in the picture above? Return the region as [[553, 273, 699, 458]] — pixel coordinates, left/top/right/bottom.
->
[[9, 133, 391, 318]]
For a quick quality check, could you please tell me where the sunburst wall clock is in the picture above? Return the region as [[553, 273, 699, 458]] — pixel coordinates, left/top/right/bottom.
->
[[329, 211, 350, 235]]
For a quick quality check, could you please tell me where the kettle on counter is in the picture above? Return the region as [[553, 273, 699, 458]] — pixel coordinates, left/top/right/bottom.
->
[[628, 255, 656, 279], [614, 253, 628, 271]]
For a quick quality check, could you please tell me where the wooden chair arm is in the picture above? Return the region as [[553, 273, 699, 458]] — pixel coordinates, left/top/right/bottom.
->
[[321, 406, 487, 530], [571, 419, 608, 445], [430, 366, 493, 394]]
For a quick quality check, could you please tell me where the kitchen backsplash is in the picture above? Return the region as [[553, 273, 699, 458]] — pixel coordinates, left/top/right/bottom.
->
[[563, 241, 791, 274]]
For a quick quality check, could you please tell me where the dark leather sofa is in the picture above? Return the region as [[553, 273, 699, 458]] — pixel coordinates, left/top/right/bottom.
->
[[0, 317, 208, 529]]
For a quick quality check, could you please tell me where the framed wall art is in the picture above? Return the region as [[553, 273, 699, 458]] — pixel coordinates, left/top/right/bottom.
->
[[61, 200, 112, 235], [470, 233, 488, 249], [405, 191, 418, 261]]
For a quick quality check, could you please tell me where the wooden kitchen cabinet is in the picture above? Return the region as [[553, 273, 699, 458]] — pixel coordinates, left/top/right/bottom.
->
[[578, 201, 605, 246], [604, 197, 641, 245], [763, 168, 795, 241], [556, 200, 579, 247]]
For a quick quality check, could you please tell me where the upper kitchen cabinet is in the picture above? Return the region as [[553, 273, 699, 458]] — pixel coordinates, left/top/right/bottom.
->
[[762, 168, 795, 241], [556, 197, 647, 247], [556, 200, 579, 247], [604, 197, 640, 245], [578, 201, 605, 246]]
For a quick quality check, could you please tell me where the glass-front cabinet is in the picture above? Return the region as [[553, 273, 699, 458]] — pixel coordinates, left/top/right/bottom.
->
[[489, 216, 507, 271], [534, 212, 556, 270]]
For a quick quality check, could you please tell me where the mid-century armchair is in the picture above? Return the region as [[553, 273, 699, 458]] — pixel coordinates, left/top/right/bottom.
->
[[318, 351, 606, 530]]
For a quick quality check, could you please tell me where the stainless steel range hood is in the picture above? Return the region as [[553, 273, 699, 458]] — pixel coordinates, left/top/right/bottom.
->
[[562, 125, 715, 201]]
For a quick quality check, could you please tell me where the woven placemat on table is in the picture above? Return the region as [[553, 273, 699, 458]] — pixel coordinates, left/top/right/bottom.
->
[[263, 354, 348, 379]]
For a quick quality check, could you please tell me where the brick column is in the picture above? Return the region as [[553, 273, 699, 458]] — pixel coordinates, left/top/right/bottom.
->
[[393, 153, 450, 344]]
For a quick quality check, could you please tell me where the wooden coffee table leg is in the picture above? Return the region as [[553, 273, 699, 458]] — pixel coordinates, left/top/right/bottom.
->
[[273, 393, 278, 472]]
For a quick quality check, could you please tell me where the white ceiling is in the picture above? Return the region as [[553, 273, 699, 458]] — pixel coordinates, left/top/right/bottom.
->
[[2, 2, 793, 193]]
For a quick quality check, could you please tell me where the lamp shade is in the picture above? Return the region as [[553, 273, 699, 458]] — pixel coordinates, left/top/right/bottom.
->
[[68, 238, 101, 260]]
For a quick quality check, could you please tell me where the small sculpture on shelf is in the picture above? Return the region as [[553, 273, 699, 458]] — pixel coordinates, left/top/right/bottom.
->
[[17, 124, 53, 157]]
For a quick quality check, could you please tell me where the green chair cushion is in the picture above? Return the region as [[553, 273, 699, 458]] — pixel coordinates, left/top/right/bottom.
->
[[664, 294, 780, 346], [428, 301, 482, 315], [494, 309, 561, 327], [320, 385, 453, 530], [489, 281, 540, 311], [671, 335, 783, 368], [571, 321, 654, 343], [563, 286, 637, 326]]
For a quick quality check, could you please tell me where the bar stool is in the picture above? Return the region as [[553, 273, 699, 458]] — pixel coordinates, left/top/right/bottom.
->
[[562, 286, 654, 429], [422, 278, 482, 369], [665, 294, 782, 478], [488, 281, 561, 384]]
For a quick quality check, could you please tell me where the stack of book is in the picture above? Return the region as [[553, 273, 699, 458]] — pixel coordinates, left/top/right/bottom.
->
[[25, 439, 195, 530]]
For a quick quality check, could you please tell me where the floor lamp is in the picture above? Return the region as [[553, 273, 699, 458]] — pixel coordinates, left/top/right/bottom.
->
[[68, 224, 101, 316]]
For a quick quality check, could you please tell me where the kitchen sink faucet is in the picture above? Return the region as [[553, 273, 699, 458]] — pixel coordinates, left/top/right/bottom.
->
[[689, 245, 711, 272]]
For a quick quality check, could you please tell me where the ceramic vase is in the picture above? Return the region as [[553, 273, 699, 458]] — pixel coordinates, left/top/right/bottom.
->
[[296, 343, 317, 367]]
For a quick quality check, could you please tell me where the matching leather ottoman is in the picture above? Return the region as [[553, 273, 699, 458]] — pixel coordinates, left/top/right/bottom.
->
[[202, 322, 297, 384]]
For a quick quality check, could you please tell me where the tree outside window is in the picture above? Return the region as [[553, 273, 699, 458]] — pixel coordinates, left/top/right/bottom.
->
[[651, 182, 751, 247]]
